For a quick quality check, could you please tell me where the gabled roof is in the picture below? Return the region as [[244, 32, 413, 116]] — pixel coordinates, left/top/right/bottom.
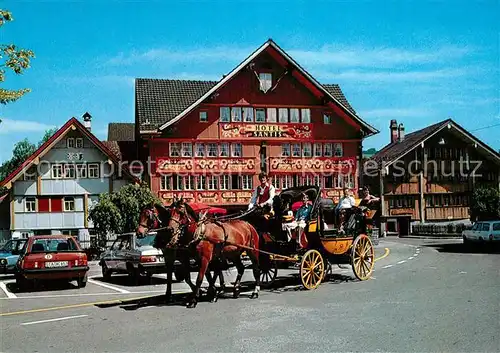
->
[[107, 123, 135, 141], [136, 79, 216, 132], [0, 118, 138, 189], [136, 39, 378, 136], [371, 119, 500, 168]]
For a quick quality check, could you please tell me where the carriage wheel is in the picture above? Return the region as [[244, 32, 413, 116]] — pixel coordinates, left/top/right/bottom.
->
[[351, 234, 374, 281], [300, 249, 325, 290], [259, 260, 278, 289]]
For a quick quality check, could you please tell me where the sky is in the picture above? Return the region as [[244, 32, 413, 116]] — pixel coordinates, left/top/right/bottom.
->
[[0, 0, 499, 163]]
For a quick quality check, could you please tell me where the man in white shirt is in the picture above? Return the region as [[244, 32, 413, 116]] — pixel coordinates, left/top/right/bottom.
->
[[248, 172, 276, 210], [335, 188, 356, 232]]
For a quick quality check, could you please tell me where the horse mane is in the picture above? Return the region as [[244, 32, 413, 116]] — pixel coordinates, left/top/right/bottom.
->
[[154, 203, 171, 223]]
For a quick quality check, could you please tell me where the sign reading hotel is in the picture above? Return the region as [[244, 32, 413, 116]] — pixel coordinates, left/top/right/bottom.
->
[[220, 123, 313, 140], [156, 158, 256, 173], [270, 157, 356, 173]]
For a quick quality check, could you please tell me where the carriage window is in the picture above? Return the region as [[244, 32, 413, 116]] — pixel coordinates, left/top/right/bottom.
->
[[281, 144, 291, 157], [292, 143, 301, 157], [160, 176, 170, 191], [195, 143, 205, 157], [220, 175, 230, 190], [241, 175, 252, 190], [169, 143, 181, 157]]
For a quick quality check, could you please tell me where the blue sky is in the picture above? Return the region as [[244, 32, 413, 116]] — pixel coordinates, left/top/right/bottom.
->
[[1, 0, 499, 163]]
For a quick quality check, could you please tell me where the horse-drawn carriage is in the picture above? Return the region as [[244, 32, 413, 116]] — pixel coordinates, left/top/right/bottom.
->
[[254, 185, 376, 290]]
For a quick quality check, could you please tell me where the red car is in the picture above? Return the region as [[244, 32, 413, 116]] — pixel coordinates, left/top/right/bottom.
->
[[15, 235, 89, 290]]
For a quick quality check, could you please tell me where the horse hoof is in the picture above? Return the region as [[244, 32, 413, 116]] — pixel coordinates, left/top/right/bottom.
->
[[250, 292, 259, 299], [233, 290, 240, 299], [186, 301, 197, 309], [210, 296, 218, 303]]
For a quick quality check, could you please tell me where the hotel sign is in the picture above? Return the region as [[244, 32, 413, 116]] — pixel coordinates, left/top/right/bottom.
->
[[160, 191, 252, 205], [220, 123, 313, 140]]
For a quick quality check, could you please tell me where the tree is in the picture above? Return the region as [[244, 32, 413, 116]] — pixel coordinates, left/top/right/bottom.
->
[[0, 128, 59, 181], [470, 186, 500, 221], [0, 9, 35, 108], [89, 183, 161, 241]]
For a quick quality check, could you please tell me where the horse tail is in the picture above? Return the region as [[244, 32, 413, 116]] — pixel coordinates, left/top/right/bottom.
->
[[247, 223, 260, 266]]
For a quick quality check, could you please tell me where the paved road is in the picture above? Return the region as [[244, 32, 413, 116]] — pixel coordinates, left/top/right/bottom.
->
[[1, 238, 499, 353]]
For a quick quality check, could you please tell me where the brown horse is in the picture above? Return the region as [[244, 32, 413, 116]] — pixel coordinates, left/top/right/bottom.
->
[[136, 201, 224, 303], [167, 200, 261, 308]]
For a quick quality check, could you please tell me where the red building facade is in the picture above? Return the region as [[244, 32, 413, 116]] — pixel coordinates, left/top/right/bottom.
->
[[135, 40, 378, 207]]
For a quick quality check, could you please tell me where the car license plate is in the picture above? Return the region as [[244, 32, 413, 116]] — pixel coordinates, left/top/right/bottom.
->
[[45, 261, 68, 268]]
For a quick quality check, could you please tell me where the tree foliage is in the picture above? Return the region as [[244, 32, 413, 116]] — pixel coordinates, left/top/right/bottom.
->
[[0, 9, 35, 107], [89, 183, 162, 238], [0, 129, 58, 181], [470, 186, 500, 221]]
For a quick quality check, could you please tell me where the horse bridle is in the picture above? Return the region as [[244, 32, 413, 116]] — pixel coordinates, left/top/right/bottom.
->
[[139, 208, 163, 233]]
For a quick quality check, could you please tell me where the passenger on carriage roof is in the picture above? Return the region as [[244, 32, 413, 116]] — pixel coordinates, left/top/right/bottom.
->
[[359, 186, 380, 207], [296, 193, 312, 221], [248, 172, 276, 210]]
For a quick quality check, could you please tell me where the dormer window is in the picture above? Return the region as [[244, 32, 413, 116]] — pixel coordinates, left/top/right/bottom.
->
[[259, 73, 272, 93]]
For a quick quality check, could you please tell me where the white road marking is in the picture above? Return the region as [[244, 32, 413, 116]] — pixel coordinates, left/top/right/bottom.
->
[[397, 260, 406, 264], [21, 315, 88, 326], [408, 257, 414, 260], [460, 271, 467, 274], [87, 279, 130, 294], [0, 281, 16, 299], [1, 290, 166, 300], [382, 265, 393, 269]]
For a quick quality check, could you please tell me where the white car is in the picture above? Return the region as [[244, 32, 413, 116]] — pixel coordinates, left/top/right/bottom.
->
[[462, 221, 500, 243]]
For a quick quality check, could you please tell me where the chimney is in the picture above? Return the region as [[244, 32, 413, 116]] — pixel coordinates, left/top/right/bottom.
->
[[398, 123, 405, 142], [82, 112, 92, 132], [390, 119, 398, 143]]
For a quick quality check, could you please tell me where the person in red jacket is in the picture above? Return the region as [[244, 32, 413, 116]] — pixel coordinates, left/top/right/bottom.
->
[[248, 172, 276, 210]]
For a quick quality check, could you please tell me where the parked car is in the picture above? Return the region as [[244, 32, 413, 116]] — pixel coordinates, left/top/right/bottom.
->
[[99, 232, 194, 282], [462, 220, 500, 243], [0, 239, 27, 274], [15, 235, 89, 290]]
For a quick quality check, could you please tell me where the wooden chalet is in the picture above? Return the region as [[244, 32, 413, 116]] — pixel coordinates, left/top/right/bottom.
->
[[366, 119, 500, 236], [135, 39, 378, 208]]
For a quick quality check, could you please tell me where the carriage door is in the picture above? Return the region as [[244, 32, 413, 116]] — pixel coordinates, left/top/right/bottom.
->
[[259, 142, 267, 173]]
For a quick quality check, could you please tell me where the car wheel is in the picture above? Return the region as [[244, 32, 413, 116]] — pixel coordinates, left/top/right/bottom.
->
[[77, 275, 87, 288], [16, 275, 31, 291], [101, 263, 111, 281]]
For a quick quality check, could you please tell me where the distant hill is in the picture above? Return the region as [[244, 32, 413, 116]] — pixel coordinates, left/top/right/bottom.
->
[[362, 148, 378, 158]]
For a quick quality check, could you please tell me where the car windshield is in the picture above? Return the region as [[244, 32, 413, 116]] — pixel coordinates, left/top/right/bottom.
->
[[136, 234, 156, 248], [0, 239, 26, 252], [30, 238, 79, 253]]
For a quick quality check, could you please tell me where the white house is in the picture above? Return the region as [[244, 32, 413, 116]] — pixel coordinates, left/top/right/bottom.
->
[[0, 114, 136, 245]]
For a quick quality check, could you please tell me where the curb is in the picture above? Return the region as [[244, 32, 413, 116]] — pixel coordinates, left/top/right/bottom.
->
[[398, 235, 462, 240]]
